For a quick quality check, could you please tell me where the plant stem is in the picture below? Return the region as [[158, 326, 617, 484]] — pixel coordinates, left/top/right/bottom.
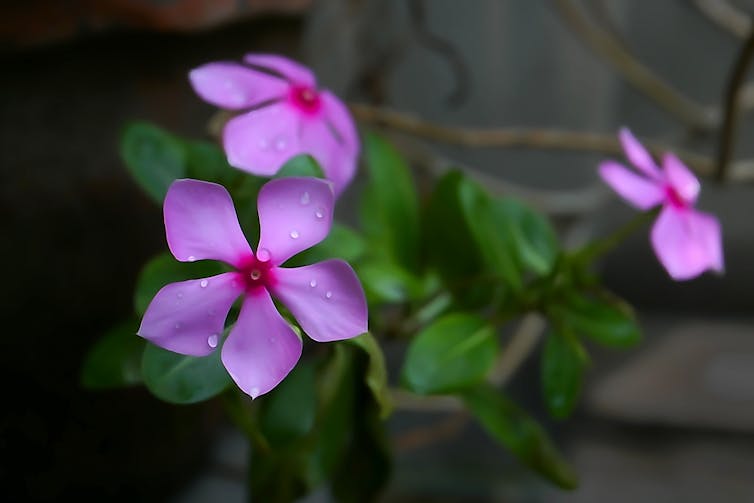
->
[[571, 208, 659, 265]]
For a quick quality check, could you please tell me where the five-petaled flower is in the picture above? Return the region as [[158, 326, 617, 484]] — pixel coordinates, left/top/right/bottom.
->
[[137, 177, 368, 398], [599, 128, 724, 281], [189, 54, 359, 196]]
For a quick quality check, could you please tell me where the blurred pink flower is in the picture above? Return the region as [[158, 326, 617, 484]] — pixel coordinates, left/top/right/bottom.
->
[[138, 177, 368, 398], [599, 128, 723, 281], [189, 54, 359, 196]]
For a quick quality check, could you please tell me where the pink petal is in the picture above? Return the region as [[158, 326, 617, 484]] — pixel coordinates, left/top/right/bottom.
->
[[320, 90, 360, 155], [188, 62, 288, 110], [256, 177, 334, 265], [223, 104, 306, 176], [138, 272, 244, 356], [650, 206, 724, 281], [598, 160, 664, 210], [243, 53, 316, 87], [164, 179, 253, 267], [221, 289, 303, 398], [270, 259, 368, 342], [663, 152, 700, 204], [619, 128, 662, 179]]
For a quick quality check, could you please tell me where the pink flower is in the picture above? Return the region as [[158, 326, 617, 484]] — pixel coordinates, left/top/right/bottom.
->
[[137, 177, 368, 398], [189, 54, 359, 196], [599, 128, 724, 281]]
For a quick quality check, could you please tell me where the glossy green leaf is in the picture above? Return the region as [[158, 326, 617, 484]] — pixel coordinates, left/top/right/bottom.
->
[[260, 362, 317, 446], [495, 198, 559, 276], [120, 122, 186, 203], [345, 333, 392, 418], [275, 154, 325, 179], [402, 313, 497, 394], [541, 330, 587, 419], [555, 292, 641, 348], [462, 383, 578, 489], [141, 342, 231, 404], [134, 252, 227, 316], [80, 320, 145, 389], [361, 133, 420, 270]]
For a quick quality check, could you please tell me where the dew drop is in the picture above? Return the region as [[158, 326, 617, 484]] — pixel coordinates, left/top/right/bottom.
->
[[325, 291, 333, 299], [200, 279, 208, 288], [314, 207, 324, 219], [257, 248, 271, 262], [275, 137, 287, 151], [258, 138, 269, 150], [290, 230, 300, 239], [250, 387, 260, 398], [207, 334, 219, 348], [187, 256, 196, 262], [174, 322, 182, 330], [309, 279, 317, 288], [206, 309, 216, 318], [177, 292, 184, 299], [300, 191, 311, 205]]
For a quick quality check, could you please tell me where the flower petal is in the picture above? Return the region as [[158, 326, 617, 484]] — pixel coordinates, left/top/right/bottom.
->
[[663, 152, 700, 204], [256, 177, 335, 265], [188, 62, 288, 110], [650, 206, 724, 281], [223, 104, 306, 176], [598, 160, 664, 210], [138, 272, 243, 356], [270, 259, 368, 342], [321, 90, 360, 154], [243, 54, 316, 87], [619, 127, 662, 179], [221, 289, 303, 398], [165, 179, 253, 267]]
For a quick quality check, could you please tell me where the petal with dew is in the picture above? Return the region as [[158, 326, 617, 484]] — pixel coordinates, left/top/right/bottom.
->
[[188, 62, 288, 110], [256, 177, 334, 265], [599, 160, 664, 210], [663, 153, 700, 205], [650, 206, 724, 281], [223, 105, 306, 176], [165, 179, 253, 267], [138, 272, 244, 356], [243, 54, 316, 87], [619, 128, 661, 179], [270, 259, 368, 342], [221, 290, 303, 398]]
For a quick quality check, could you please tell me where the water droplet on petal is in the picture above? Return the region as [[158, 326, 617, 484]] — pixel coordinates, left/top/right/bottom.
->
[[257, 248, 271, 262], [309, 279, 317, 288], [258, 138, 269, 150], [314, 207, 324, 219], [187, 256, 196, 262], [325, 291, 333, 299], [250, 387, 260, 398], [177, 292, 184, 299], [300, 191, 310, 205], [174, 322, 182, 330], [290, 230, 300, 239], [275, 137, 287, 151], [200, 279, 208, 288], [207, 309, 216, 318], [208, 334, 219, 348]]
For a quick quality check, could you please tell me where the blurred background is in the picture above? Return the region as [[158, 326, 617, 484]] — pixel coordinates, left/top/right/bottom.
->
[[2, 0, 754, 501]]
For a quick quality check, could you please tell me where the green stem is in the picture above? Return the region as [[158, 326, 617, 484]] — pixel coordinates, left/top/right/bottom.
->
[[571, 208, 659, 265]]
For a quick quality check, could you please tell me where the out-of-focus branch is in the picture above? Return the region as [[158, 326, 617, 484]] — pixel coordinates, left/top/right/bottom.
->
[[552, 0, 718, 131], [716, 28, 754, 181], [692, 0, 752, 39]]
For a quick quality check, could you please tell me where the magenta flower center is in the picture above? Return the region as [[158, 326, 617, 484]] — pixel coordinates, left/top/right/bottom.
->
[[664, 184, 688, 209], [289, 85, 322, 115], [238, 250, 276, 293]]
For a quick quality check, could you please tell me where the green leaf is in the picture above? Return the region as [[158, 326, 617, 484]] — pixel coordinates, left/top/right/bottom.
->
[[275, 154, 325, 179], [120, 122, 187, 203], [462, 383, 578, 489], [541, 330, 587, 419], [260, 362, 317, 447], [402, 313, 498, 394], [554, 292, 641, 348], [141, 342, 231, 404], [356, 260, 424, 304], [345, 333, 392, 418], [134, 252, 226, 316], [361, 133, 420, 270], [80, 320, 145, 389], [285, 224, 366, 267], [495, 198, 559, 276], [183, 139, 241, 186]]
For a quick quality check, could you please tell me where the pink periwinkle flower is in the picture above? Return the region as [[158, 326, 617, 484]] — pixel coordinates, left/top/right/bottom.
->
[[138, 177, 368, 398], [189, 54, 359, 196], [599, 128, 723, 281]]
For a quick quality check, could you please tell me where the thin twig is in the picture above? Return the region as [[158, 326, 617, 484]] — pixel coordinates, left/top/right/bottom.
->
[[692, 0, 751, 39], [552, 0, 717, 131], [716, 28, 754, 182]]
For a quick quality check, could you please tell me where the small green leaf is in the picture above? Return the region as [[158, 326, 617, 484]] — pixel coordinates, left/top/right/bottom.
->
[[345, 333, 392, 418], [554, 292, 641, 348], [402, 313, 497, 394], [462, 383, 578, 489], [80, 320, 145, 389], [275, 154, 325, 179], [183, 139, 242, 186], [141, 342, 232, 404], [285, 224, 366, 267], [134, 253, 226, 316], [260, 362, 317, 446], [361, 133, 420, 270], [541, 330, 587, 419], [495, 198, 559, 276], [120, 122, 187, 203]]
